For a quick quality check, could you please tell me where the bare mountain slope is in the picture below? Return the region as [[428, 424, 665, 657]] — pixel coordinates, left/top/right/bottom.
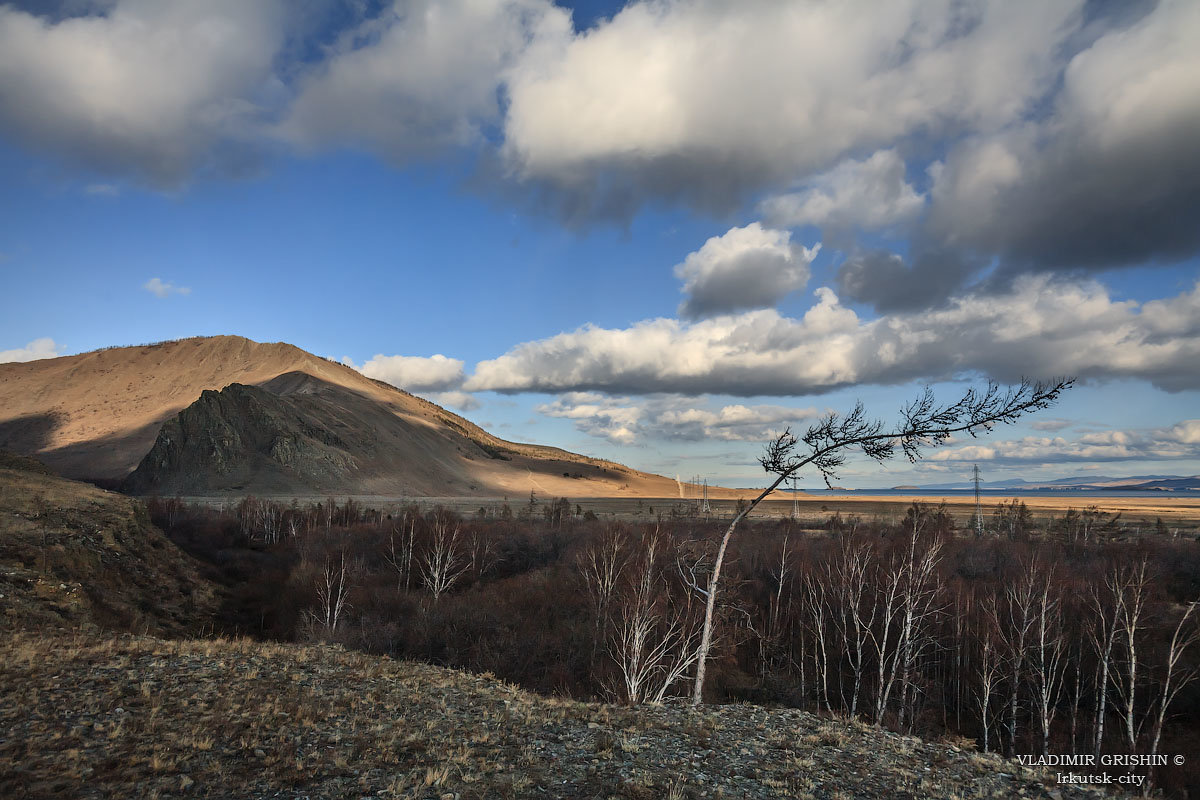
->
[[0, 337, 328, 481], [0, 336, 678, 497]]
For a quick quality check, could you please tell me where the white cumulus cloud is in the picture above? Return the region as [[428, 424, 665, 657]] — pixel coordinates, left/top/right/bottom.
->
[[0, 0, 285, 186], [925, 0, 1200, 273], [538, 392, 821, 444], [0, 337, 62, 363], [675, 223, 819, 319], [143, 277, 190, 298], [466, 278, 1200, 396], [762, 149, 925, 232], [280, 0, 568, 161], [353, 353, 467, 392], [929, 419, 1200, 465], [423, 390, 481, 412], [502, 0, 1082, 219]]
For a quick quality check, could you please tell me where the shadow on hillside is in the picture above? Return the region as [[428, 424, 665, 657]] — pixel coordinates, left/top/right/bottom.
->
[[36, 418, 167, 488], [0, 411, 63, 455], [156, 516, 300, 639]]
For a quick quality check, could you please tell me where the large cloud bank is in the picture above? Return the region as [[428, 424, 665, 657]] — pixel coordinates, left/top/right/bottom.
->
[[1, 0, 1194, 270], [466, 278, 1200, 396]]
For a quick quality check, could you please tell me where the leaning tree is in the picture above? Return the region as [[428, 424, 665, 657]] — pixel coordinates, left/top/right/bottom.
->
[[690, 377, 1073, 706]]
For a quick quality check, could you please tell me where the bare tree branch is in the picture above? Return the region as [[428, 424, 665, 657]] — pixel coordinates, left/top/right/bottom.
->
[[690, 376, 1072, 707]]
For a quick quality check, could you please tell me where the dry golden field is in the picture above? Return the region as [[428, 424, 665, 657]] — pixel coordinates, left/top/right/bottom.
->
[[175, 491, 1200, 534]]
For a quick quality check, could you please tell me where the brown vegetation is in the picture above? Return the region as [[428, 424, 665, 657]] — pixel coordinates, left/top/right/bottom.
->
[[3, 443, 1196, 796], [0, 459, 216, 635], [147, 495, 1200, 796], [0, 632, 1117, 800]]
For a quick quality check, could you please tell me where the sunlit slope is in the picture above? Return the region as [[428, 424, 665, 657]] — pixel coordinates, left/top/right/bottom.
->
[[0, 336, 678, 497]]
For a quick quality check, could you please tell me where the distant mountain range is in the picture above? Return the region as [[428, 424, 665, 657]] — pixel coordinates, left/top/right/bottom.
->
[[888, 475, 1200, 492]]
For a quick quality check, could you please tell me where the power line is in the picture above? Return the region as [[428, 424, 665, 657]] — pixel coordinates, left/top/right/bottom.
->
[[973, 463, 984, 538]]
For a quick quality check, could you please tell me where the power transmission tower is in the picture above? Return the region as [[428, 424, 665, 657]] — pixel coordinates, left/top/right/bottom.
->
[[973, 463, 984, 538], [701, 478, 711, 515]]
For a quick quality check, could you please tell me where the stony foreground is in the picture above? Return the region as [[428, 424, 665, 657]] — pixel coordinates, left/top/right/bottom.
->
[[0, 633, 1115, 800]]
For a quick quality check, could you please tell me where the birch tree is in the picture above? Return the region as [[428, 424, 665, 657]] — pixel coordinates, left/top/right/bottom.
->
[[611, 531, 703, 704], [1111, 560, 1150, 753], [999, 557, 1040, 757], [689, 378, 1071, 706], [1144, 602, 1199, 795], [385, 519, 417, 591], [976, 594, 1004, 753], [1088, 573, 1122, 756], [420, 521, 468, 603], [1031, 567, 1068, 756], [309, 550, 351, 636], [832, 536, 873, 717]]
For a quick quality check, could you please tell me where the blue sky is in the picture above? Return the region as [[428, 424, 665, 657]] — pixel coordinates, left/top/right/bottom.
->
[[1, 0, 1198, 488]]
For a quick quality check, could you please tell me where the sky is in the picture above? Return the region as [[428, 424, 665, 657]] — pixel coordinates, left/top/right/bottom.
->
[[1, 0, 1198, 489]]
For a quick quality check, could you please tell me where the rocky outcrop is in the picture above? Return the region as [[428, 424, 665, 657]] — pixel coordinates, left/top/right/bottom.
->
[[122, 383, 359, 496]]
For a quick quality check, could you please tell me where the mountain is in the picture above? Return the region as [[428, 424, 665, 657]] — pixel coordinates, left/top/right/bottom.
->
[[0, 336, 678, 497], [1104, 476, 1200, 491], [894, 474, 1200, 491]]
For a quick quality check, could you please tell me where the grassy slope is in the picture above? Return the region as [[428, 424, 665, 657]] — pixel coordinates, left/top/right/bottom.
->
[[0, 633, 1115, 800], [0, 463, 217, 635]]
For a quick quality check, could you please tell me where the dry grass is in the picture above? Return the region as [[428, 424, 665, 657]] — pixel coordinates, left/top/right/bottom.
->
[[0, 467, 216, 635], [0, 632, 1118, 800], [178, 492, 1200, 532]]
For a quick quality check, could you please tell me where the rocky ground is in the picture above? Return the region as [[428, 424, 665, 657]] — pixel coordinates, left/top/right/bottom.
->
[[0, 633, 1116, 800]]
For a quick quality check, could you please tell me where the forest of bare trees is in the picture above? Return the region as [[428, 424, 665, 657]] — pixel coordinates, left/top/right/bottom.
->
[[150, 493, 1200, 796]]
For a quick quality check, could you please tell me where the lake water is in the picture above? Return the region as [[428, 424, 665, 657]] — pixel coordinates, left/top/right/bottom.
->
[[794, 488, 1198, 499]]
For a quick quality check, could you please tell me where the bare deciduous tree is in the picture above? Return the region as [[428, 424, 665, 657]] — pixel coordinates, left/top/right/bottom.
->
[[468, 530, 500, 579], [579, 527, 630, 669], [1145, 601, 1200, 795], [831, 537, 873, 718], [893, 514, 945, 732], [309, 550, 351, 636], [420, 521, 468, 603], [1031, 566, 1068, 756], [580, 529, 628, 624], [1111, 560, 1151, 753], [689, 378, 1073, 706], [870, 544, 906, 726], [611, 531, 703, 704], [237, 496, 284, 544], [1087, 574, 1121, 756], [802, 571, 834, 714], [998, 556, 1040, 756], [385, 519, 417, 592], [752, 534, 795, 681], [976, 594, 1004, 753]]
